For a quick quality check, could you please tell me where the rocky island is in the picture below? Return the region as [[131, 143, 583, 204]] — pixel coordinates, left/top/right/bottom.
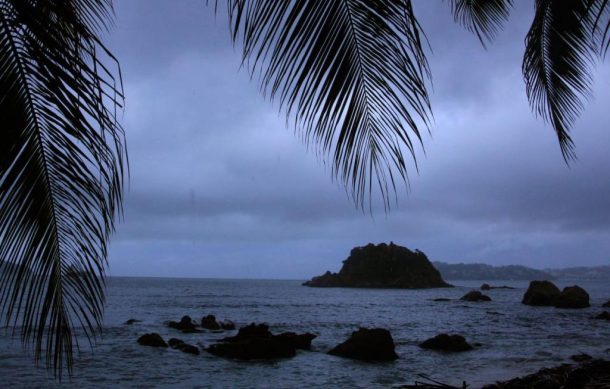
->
[[303, 243, 452, 288]]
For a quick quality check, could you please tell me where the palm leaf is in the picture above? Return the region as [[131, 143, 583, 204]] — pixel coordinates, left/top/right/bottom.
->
[[223, 0, 432, 210], [0, 0, 125, 377], [586, 0, 610, 55], [523, 0, 598, 160], [447, 0, 513, 47]]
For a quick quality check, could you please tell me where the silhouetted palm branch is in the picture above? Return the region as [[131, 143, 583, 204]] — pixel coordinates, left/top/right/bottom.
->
[[0, 0, 125, 377], [523, 0, 601, 160], [448, 0, 513, 47], [224, 0, 432, 210]]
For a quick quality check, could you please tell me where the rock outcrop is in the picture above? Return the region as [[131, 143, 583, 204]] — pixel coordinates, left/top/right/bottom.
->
[[167, 315, 200, 333], [328, 328, 398, 361], [137, 333, 168, 348], [603, 300, 610, 308], [208, 323, 316, 360], [201, 314, 221, 330], [594, 311, 610, 320], [481, 283, 514, 290], [554, 285, 590, 309], [419, 334, 473, 352], [460, 291, 491, 302], [168, 338, 200, 355], [522, 280, 561, 306], [303, 243, 451, 289]]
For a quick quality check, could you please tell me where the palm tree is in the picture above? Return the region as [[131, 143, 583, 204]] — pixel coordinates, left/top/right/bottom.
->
[[1, 0, 609, 377]]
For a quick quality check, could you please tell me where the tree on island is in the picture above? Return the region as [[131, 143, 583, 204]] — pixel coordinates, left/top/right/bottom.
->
[[1, 0, 610, 376]]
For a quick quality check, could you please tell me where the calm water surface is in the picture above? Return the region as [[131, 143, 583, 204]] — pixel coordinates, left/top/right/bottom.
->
[[1, 278, 609, 388]]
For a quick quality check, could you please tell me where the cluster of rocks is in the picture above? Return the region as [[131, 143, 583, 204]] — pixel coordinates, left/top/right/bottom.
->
[[522, 280, 590, 308], [166, 314, 235, 333], [207, 323, 315, 360]]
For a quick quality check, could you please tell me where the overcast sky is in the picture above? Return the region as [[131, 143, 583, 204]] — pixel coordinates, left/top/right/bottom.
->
[[105, 1, 610, 279]]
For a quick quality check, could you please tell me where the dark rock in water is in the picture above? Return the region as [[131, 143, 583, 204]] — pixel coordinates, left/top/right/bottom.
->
[[433, 298, 451, 302], [207, 337, 296, 360], [481, 283, 515, 290], [275, 332, 316, 350], [603, 299, 610, 308], [221, 323, 272, 343], [201, 314, 221, 330], [303, 243, 452, 289], [137, 333, 168, 348], [168, 338, 200, 355], [328, 328, 398, 361], [595, 311, 610, 320], [460, 290, 491, 302], [419, 334, 473, 352], [220, 320, 236, 330], [554, 285, 590, 309], [571, 353, 593, 362], [168, 315, 199, 332], [522, 280, 560, 306], [124, 318, 141, 325]]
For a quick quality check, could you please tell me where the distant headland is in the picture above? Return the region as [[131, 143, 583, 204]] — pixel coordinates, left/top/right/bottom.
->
[[303, 242, 452, 288]]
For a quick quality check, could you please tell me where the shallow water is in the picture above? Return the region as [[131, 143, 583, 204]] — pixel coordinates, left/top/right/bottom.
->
[[1, 278, 609, 388]]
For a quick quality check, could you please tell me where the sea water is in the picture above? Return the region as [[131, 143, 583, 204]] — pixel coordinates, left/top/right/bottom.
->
[[1, 278, 609, 388]]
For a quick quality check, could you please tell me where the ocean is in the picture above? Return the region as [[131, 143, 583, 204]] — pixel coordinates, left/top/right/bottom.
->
[[1, 277, 609, 388]]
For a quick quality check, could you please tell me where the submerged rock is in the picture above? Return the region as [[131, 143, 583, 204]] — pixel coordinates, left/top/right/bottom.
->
[[554, 285, 590, 309], [303, 243, 452, 289], [207, 336, 296, 360], [137, 333, 168, 348], [460, 291, 491, 302], [595, 311, 610, 320], [328, 328, 398, 361], [208, 323, 315, 360], [168, 338, 200, 355], [201, 314, 221, 330], [481, 283, 514, 290], [433, 298, 451, 302], [220, 320, 236, 330], [419, 334, 473, 352], [275, 332, 316, 350], [124, 318, 141, 325], [522, 280, 560, 306], [221, 323, 272, 343], [168, 315, 201, 333]]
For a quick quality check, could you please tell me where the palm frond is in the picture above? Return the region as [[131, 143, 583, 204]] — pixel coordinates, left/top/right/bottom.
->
[[523, 0, 598, 160], [0, 0, 125, 377], [223, 0, 432, 210], [447, 0, 513, 47], [586, 0, 610, 56]]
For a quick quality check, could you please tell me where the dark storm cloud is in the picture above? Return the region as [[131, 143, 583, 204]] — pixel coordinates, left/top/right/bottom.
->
[[106, 1, 610, 278]]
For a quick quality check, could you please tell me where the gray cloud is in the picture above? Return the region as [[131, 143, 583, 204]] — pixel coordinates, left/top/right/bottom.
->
[[106, 1, 610, 278]]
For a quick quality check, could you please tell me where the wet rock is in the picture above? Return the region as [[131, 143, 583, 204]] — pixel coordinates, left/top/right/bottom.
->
[[328, 328, 398, 361], [481, 283, 491, 290], [221, 323, 272, 343], [207, 337, 296, 360], [220, 320, 236, 330], [554, 285, 590, 309], [522, 280, 560, 306], [571, 353, 593, 362], [168, 338, 200, 355], [595, 311, 610, 320], [433, 298, 451, 302], [460, 290, 491, 302], [168, 315, 200, 332], [275, 332, 316, 350], [137, 333, 168, 348], [603, 300, 610, 308], [419, 334, 473, 352], [201, 314, 221, 330], [124, 318, 141, 325]]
